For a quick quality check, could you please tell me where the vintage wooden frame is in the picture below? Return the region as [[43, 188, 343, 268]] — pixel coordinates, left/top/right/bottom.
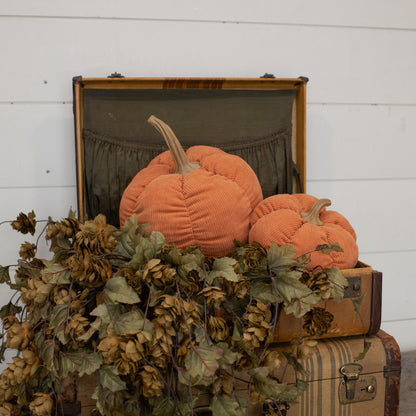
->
[[73, 76, 308, 223]]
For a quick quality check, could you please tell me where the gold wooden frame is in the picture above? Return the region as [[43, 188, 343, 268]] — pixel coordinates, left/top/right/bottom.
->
[[73, 76, 307, 221]]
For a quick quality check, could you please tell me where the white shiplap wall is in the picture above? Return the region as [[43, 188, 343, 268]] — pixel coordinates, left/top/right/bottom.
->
[[0, 1, 415, 351]]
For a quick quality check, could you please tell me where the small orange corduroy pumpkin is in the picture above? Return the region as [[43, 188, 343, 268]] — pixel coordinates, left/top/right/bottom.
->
[[249, 193, 359, 269], [119, 116, 263, 257]]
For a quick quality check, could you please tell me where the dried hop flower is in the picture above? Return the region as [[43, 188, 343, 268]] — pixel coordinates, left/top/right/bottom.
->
[[289, 337, 318, 360], [303, 307, 334, 337], [0, 402, 20, 416], [300, 270, 332, 301], [237, 241, 267, 271], [29, 393, 53, 416], [207, 316, 229, 343], [139, 365, 163, 398], [11, 211, 36, 235], [19, 242, 37, 260], [197, 286, 226, 308], [74, 214, 117, 255], [46, 217, 80, 240]]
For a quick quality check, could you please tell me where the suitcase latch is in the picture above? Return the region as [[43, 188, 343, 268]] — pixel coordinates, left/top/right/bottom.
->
[[339, 363, 377, 404]]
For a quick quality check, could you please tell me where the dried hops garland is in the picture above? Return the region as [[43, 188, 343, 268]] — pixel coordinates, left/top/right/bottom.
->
[[0, 211, 350, 416]]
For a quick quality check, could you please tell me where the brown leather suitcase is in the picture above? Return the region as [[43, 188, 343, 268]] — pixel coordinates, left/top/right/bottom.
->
[[73, 75, 382, 342]]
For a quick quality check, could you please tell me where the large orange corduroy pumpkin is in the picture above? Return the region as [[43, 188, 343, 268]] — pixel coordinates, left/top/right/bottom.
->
[[249, 193, 359, 269], [119, 116, 263, 257]]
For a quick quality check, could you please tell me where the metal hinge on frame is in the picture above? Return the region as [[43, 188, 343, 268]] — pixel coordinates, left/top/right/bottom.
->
[[107, 72, 125, 78]]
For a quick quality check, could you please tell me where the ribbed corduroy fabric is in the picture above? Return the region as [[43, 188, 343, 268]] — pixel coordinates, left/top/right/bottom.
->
[[120, 146, 263, 257], [249, 194, 359, 269]]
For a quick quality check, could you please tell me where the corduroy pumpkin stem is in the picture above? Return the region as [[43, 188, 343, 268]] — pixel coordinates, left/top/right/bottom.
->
[[148, 115, 200, 175], [300, 198, 331, 226]]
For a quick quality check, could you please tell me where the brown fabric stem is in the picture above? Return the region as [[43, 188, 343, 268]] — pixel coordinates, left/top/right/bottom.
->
[[301, 199, 331, 225], [148, 115, 200, 175]]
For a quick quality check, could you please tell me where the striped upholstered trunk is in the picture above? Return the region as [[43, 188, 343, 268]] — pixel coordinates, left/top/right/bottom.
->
[[267, 330, 400, 416]]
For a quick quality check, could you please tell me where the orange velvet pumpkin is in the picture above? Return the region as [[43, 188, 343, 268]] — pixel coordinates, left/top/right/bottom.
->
[[249, 193, 359, 269], [119, 116, 263, 257]]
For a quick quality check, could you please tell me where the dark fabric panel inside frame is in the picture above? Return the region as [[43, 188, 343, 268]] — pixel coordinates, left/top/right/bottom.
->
[[82, 88, 296, 227]]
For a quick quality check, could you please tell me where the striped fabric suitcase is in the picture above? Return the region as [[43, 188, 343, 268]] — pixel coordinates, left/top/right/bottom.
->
[[264, 330, 401, 416]]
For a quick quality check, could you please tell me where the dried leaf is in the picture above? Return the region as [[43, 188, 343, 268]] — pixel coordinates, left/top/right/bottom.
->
[[277, 379, 308, 402], [42, 260, 71, 284], [116, 215, 149, 258], [326, 268, 348, 302], [0, 265, 11, 284], [274, 270, 320, 317], [216, 342, 242, 369], [315, 242, 343, 255], [267, 244, 298, 269], [180, 344, 222, 386], [60, 351, 103, 377], [354, 340, 372, 361], [250, 280, 276, 304], [0, 301, 22, 319], [282, 352, 309, 377], [210, 394, 246, 416], [104, 276, 140, 304], [151, 397, 175, 416], [248, 367, 287, 398], [99, 365, 127, 392], [208, 257, 238, 283], [113, 310, 153, 336], [351, 294, 365, 317]]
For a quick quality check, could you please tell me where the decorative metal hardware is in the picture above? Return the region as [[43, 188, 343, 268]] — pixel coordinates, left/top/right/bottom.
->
[[339, 363, 377, 404], [260, 73, 276, 78], [344, 275, 362, 298], [107, 72, 125, 78]]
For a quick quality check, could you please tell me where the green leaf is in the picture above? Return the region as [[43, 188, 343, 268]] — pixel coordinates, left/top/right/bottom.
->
[[68, 207, 77, 218], [42, 260, 71, 284], [274, 270, 320, 317], [315, 242, 343, 255], [0, 266, 11, 284], [177, 261, 204, 281], [16, 259, 41, 279], [49, 304, 69, 331], [250, 280, 276, 304], [115, 215, 149, 258], [113, 310, 153, 336], [150, 231, 167, 256], [216, 342, 242, 369], [179, 344, 222, 386], [284, 292, 322, 318], [248, 367, 287, 399], [208, 257, 238, 283], [104, 276, 140, 304], [99, 365, 127, 392], [60, 351, 103, 377], [127, 237, 157, 268], [152, 397, 175, 416], [282, 352, 309, 377], [39, 340, 59, 377], [87, 303, 120, 339], [0, 301, 22, 319], [354, 340, 372, 361], [210, 394, 246, 416], [267, 244, 298, 269], [351, 294, 365, 317], [277, 379, 309, 402], [176, 395, 199, 416], [326, 268, 349, 302]]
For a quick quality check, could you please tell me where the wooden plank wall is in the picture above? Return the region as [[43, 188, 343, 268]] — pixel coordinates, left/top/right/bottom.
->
[[0, 1, 415, 350]]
